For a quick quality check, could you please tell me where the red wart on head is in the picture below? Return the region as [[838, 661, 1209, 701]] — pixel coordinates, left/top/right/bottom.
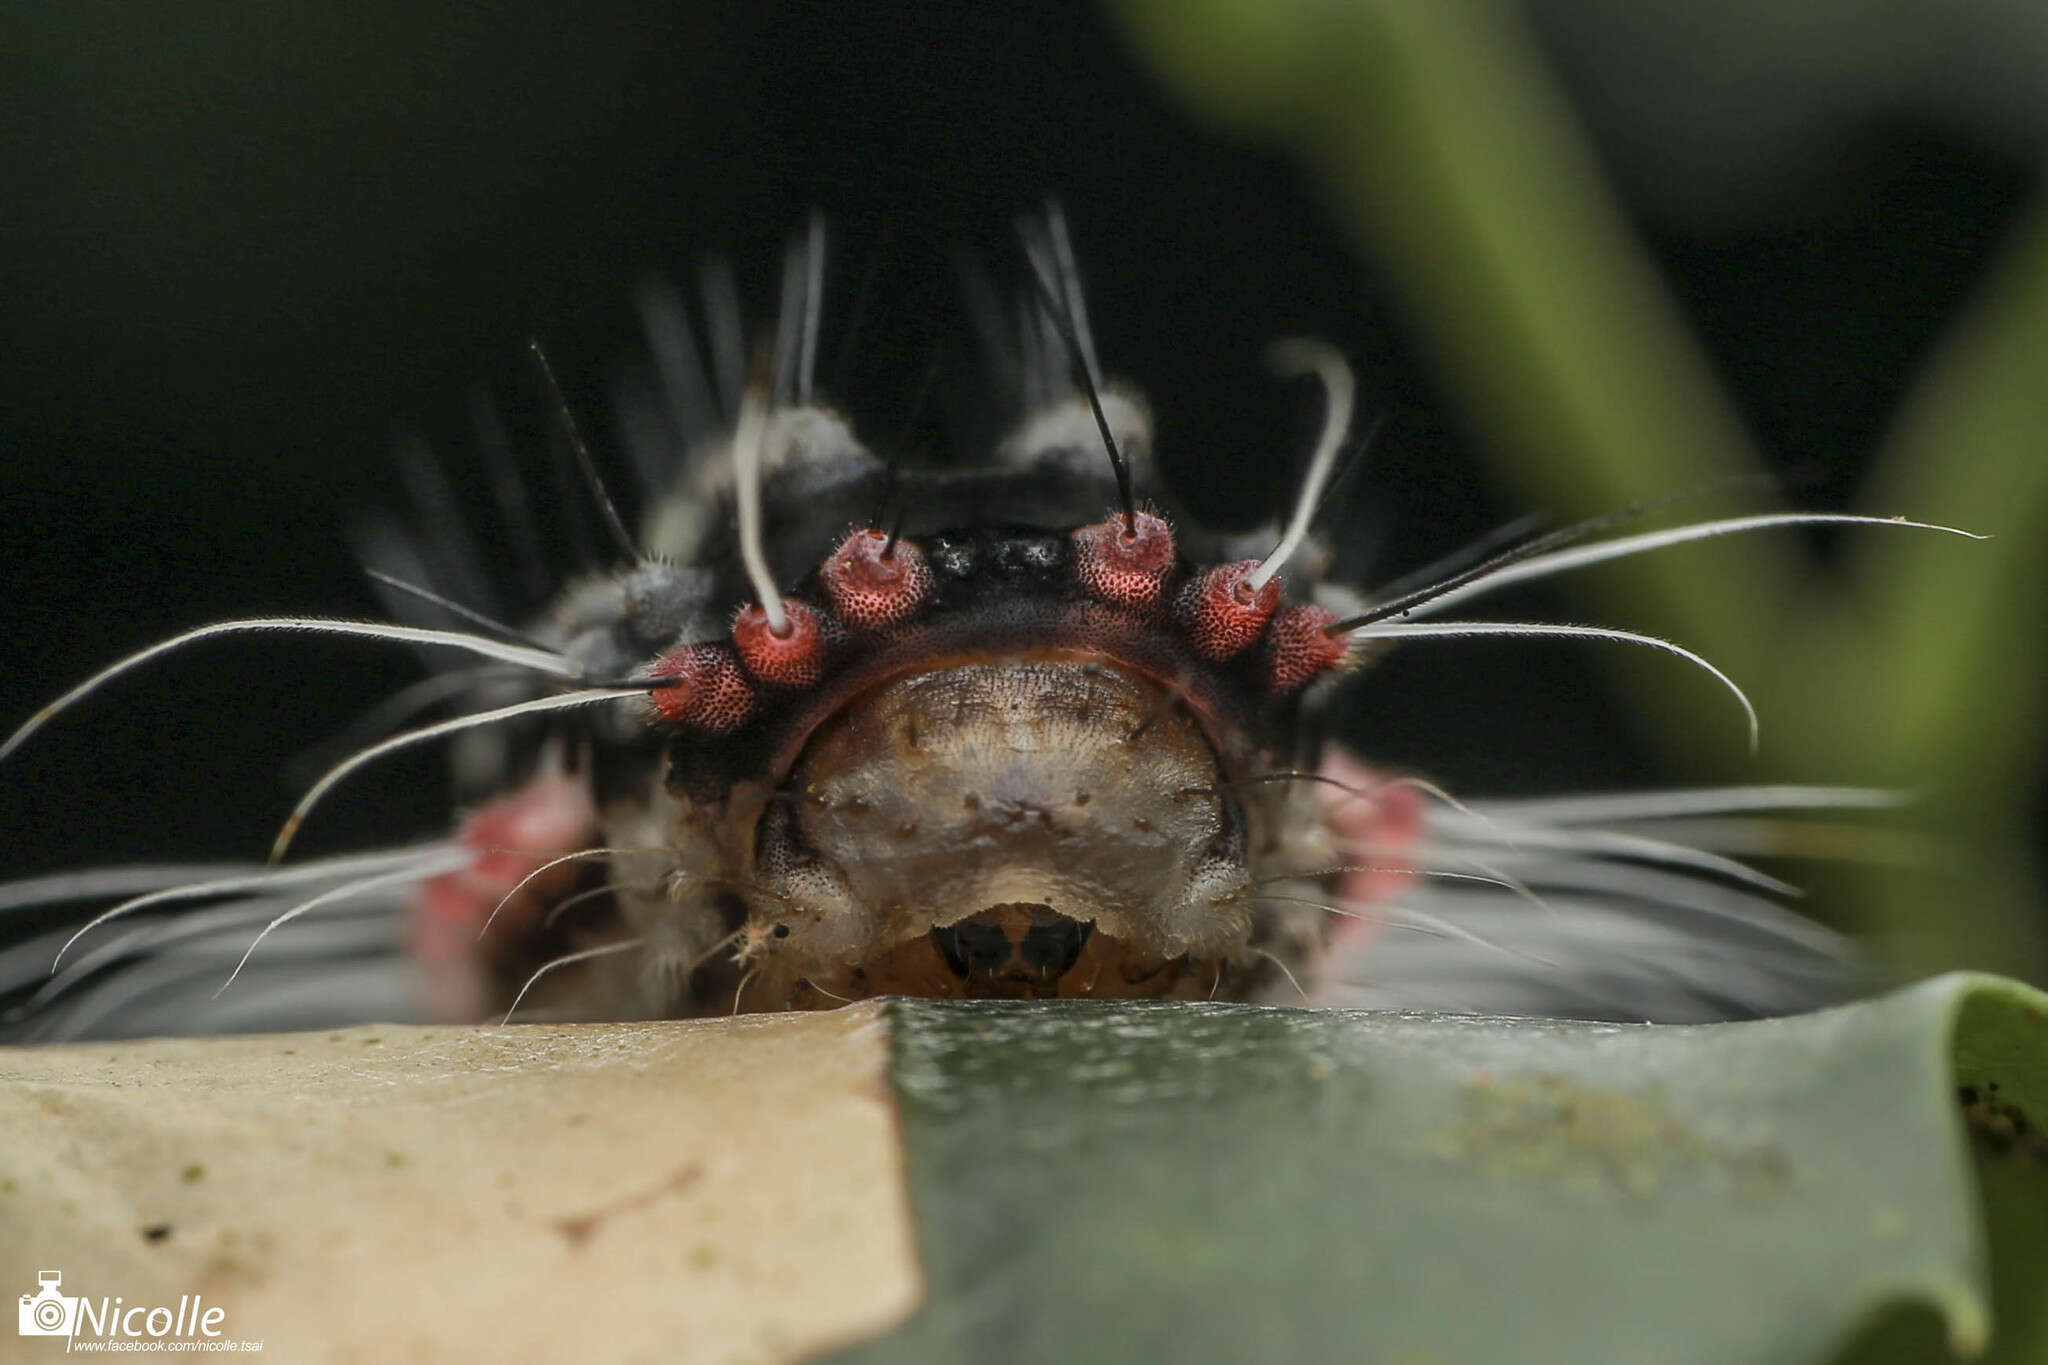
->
[[732, 598, 827, 687], [1261, 604, 1351, 694], [1071, 509, 1176, 612], [821, 528, 934, 630], [648, 642, 756, 731], [1177, 560, 1283, 661]]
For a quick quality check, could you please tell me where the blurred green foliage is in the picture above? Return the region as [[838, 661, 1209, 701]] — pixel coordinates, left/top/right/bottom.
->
[[1115, 0, 2048, 984]]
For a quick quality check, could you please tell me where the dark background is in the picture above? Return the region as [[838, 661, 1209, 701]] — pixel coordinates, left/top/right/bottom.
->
[[0, 0, 2031, 879]]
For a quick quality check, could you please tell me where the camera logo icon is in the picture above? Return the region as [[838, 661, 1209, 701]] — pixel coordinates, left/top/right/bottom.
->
[[18, 1271, 79, 1337]]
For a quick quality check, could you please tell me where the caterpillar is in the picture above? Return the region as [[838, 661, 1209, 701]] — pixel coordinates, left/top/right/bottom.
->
[[0, 210, 1971, 1040]]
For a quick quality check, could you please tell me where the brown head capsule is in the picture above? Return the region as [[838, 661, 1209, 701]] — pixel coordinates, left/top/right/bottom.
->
[[746, 656, 1254, 1004]]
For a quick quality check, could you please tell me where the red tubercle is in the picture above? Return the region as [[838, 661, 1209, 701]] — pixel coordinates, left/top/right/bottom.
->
[[1071, 509, 1176, 612], [1176, 561, 1283, 661], [647, 642, 756, 731], [457, 768, 601, 887], [732, 597, 827, 687], [1310, 748, 1426, 965], [1261, 604, 1351, 694], [821, 528, 934, 630], [408, 768, 601, 1020]]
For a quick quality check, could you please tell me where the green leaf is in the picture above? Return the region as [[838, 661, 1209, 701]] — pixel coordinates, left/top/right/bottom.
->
[[833, 975, 2048, 1365]]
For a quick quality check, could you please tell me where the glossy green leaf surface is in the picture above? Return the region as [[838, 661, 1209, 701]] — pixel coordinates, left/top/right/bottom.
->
[[834, 975, 2048, 1365]]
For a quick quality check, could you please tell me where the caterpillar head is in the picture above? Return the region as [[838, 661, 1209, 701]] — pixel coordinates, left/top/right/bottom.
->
[[599, 387, 1356, 1012]]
